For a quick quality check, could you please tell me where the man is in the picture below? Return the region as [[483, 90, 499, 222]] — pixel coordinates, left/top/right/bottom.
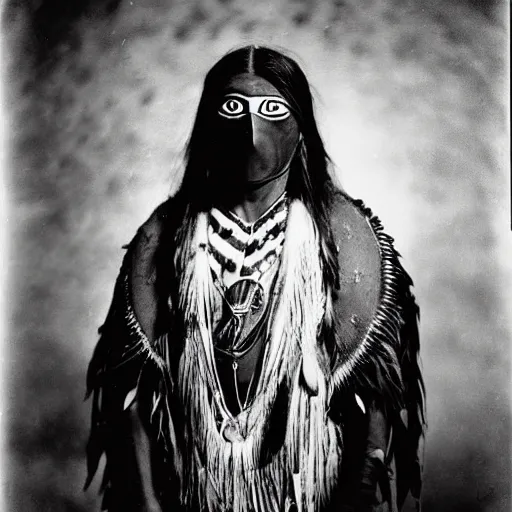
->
[[85, 45, 425, 512]]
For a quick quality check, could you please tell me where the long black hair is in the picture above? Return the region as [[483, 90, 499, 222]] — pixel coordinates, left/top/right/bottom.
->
[[174, 45, 339, 294]]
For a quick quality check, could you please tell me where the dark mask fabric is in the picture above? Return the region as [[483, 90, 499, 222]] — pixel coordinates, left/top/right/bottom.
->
[[209, 93, 301, 190]]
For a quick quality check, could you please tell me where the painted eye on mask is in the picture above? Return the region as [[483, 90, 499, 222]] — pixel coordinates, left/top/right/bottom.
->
[[257, 99, 291, 121], [219, 98, 245, 119], [218, 94, 292, 122]]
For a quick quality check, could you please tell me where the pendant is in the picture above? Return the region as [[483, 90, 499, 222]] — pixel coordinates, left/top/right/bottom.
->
[[214, 278, 265, 356], [221, 417, 244, 443]]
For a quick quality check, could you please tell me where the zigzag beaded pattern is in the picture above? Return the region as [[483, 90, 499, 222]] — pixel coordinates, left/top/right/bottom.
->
[[208, 195, 288, 287]]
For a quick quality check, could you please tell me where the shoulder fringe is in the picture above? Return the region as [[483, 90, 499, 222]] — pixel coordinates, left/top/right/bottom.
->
[[327, 199, 426, 509], [328, 202, 417, 410]]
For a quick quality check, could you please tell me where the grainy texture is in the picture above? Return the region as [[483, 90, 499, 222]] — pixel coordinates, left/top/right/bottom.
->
[[3, 0, 509, 511]]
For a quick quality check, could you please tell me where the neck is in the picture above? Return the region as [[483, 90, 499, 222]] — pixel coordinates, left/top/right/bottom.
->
[[220, 171, 289, 223]]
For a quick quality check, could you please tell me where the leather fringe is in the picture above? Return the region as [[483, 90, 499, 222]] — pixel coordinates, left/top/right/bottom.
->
[[170, 201, 342, 512]]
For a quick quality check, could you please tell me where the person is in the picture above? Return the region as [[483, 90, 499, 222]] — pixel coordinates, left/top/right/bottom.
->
[[85, 45, 426, 512]]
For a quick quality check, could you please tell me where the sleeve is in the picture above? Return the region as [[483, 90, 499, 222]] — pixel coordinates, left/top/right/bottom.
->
[[328, 194, 426, 512], [335, 398, 392, 512], [84, 210, 174, 511], [84, 243, 150, 510], [355, 262, 425, 512], [334, 285, 425, 512], [390, 279, 425, 510]]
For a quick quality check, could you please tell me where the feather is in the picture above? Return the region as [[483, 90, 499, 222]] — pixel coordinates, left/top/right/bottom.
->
[[355, 393, 366, 414], [123, 388, 137, 411]]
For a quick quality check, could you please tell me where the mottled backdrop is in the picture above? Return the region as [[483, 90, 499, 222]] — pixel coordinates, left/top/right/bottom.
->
[[3, 0, 510, 511]]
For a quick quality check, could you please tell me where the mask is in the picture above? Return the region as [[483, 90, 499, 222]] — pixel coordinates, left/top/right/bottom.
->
[[209, 74, 301, 189]]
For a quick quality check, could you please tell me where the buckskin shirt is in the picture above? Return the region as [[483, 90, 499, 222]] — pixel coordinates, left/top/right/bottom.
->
[[85, 189, 425, 512]]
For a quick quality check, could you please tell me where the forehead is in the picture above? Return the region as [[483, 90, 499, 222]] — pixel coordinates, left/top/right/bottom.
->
[[223, 73, 282, 97]]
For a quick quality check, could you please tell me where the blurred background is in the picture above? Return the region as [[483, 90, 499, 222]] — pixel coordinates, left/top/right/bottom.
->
[[2, 0, 510, 510]]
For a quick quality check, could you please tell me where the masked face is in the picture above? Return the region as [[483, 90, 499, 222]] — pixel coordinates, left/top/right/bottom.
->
[[209, 73, 301, 188]]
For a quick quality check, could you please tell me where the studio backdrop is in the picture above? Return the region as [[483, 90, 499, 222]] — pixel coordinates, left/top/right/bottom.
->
[[3, 0, 510, 511]]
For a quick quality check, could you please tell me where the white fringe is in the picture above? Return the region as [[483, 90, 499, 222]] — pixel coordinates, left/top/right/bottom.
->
[[171, 201, 341, 512]]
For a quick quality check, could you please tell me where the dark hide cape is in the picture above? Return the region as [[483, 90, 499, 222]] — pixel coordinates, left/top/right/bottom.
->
[[85, 189, 426, 511]]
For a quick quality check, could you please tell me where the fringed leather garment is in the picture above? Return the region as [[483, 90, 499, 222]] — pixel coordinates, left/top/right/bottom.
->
[[85, 189, 426, 512]]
